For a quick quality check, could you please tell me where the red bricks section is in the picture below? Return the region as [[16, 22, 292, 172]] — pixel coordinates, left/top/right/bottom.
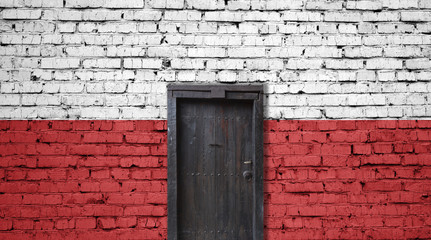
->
[[265, 120, 431, 239], [1, 120, 431, 239], [0, 120, 167, 239]]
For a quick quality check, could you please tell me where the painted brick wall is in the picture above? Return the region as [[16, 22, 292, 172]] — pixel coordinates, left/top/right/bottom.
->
[[1, 0, 431, 119], [0, 120, 168, 239], [1, 120, 431, 239]]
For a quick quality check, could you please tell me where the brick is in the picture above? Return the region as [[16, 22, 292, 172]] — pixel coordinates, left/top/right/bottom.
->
[[401, 11, 431, 21], [75, 218, 96, 229], [2, 10, 42, 20]]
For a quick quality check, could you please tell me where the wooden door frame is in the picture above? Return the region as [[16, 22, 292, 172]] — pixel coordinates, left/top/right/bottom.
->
[[167, 84, 264, 240]]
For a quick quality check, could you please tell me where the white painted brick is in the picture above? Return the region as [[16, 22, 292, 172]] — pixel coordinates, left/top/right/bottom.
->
[[384, 46, 422, 57], [121, 106, 159, 119], [147, 47, 187, 57], [227, 1, 250, 10], [65, 46, 105, 57], [203, 36, 241, 46], [83, 10, 122, 21], [264, 0, 303, 10], [306, 1, 343, 10], [58, 23, 76, 33], [123, 10, 162, 20], [124, 59, 162, 69], [186, 0, 225, 10], [383, 0, 419, 9], [417, 71, 431, 81], [363, 12, 400, 21], [239, 23, 259, 34], [347, 1, 383, 10], [267, 94, 306, 106], [58, 10, 83, 21], [62, 95, 103, 106], [137, 22, 157, 33], [324, 12, 361, 22], [171, 59, 205, 69], [228, 47, 266, 58], [207, 59, 244, 70], [146, 0, 184, 9], [287, 59, 323, 70], [196, 71, 216, 82], [420, 0, 431, 8], [58, 83, 85, 93], [41, 58, 80, 69], [83, 59, 121, 69], [65, 0, 104, 8], [79, 107, 120, 119], [268, 47, 304, 58], [278, 23, 298, 34], [177, 71, 196, 81], [326, 35, 362, 46], [281, 107, 322, 119], [344, 46, 382, 58], [405, 58, 431, 69], [401, 11, 431, 21], [218, 71, 237, 83], [205, 12, 242, 22], [398, 71, 416, 81], [0, 95, 20, 106], [285, 35, 322, 45], [304, 46, 342, 58], [326, 59, 363, 70], [22, 94, 61, 106], [338, 24, 358, 34], [156, 71, 176, 81], [107, 46, 146, 57], [282, 12, 321, 21], [243, 36, 282, 46], [246, 60, 284, 70], [244, 11, 281, 22], [165, 11, 201, 21], [104, 0, 144, 8], [366, 58, 403, 69], [0, 0, 14, 7], [2, 10, 42, 20], [188, 48, 226, 57]]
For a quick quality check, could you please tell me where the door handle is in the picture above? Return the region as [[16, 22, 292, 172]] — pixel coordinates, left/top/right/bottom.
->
[[243, 170, 253, 181]]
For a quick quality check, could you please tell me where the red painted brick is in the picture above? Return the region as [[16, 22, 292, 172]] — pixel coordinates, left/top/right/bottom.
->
[[13, 219, 33, 230], [75, 217, 96, 229], [55, 219, 75, 229], [97, 217, 116, 229], [93, 120, 113, 131], [283, 155, 321, 166], [113, 121, 134, 131], [116, 216, 137, 228], [363, 181, 403, 192], [73, 121, 93, 131], [373, 143, 393, 153], [1, 119, 430, 239], [83, 132, 123, 143], [353, 144, 372, 155], [0, 219, 12, 230]]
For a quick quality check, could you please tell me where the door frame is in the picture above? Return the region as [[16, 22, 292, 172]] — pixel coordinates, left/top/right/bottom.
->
[[167, 84, 264, 240]]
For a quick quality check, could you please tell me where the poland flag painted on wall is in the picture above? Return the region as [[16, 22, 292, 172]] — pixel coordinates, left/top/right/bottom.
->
[[1, 0, 431, 239]]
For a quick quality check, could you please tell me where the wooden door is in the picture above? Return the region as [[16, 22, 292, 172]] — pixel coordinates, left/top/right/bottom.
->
[[167, 85, 263, 240]]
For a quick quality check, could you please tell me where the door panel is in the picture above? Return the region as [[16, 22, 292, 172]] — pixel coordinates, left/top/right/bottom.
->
[[177, 99, 253, 239]]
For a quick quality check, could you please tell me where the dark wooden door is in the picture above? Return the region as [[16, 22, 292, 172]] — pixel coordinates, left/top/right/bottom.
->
[[168, 85, 263, 240]]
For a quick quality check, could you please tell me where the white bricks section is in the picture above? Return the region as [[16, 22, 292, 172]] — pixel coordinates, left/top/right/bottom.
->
[[0, 1, 430, 119]]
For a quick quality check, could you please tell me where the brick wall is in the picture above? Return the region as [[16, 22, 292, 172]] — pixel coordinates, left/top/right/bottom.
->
[[1, 0, 431, 119], [0, 120, 168, 239], [1, 120, 430, 239], [264, 120, 431, 239]]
